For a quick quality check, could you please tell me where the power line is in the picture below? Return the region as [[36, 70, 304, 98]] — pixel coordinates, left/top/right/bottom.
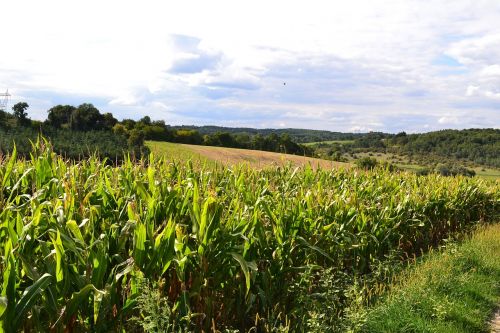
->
[[0, 89, 11, 111]]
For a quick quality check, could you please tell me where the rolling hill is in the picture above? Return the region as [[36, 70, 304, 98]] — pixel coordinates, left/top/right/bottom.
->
[[146, 141, 350, 169]]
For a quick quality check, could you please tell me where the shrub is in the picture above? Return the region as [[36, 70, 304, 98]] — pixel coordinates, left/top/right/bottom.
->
[[356, 157, 378, 170]]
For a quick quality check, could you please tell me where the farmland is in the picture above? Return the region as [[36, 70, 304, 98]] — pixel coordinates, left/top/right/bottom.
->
[[0, 142, 498, 332], [146, 141, 349, 169], [147, 141, 500, 181], [4, 0, 500, 331]]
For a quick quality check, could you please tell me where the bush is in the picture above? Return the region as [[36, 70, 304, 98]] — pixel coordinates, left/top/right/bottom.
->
[[435, 164, 475, 177], [416, 168, 431, 176], [356, 157, 378, 170]]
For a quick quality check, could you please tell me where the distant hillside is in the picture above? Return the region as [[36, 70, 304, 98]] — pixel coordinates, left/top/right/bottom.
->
[[400, 129, 500, 168], [171, 126, 500, 168], [170, 125, 364, 143]]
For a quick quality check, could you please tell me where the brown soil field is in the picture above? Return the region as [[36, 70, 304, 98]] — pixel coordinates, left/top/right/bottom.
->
[[147, 141, 350, 170]]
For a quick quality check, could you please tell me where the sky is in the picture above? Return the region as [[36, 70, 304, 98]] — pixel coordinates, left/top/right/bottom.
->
[[1, 0, 500, 133]]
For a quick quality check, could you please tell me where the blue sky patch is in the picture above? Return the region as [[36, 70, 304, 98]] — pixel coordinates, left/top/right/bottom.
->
[[432, 55, 462, 67]]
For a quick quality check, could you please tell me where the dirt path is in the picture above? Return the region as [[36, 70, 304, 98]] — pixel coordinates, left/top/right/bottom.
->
[[492, 308, 500, 332]]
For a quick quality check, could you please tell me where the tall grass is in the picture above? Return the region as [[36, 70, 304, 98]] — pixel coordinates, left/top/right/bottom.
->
[[0, 143, 498, 332], [362, 223, 500, 332]]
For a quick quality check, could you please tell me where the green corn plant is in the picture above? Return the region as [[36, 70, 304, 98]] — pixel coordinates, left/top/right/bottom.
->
[[0, 141, 498, 332]]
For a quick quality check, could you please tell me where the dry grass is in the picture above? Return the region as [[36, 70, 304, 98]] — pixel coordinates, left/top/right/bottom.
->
[[147, 141, 351, 170]]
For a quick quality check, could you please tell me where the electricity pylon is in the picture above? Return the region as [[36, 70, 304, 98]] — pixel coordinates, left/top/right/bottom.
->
[[0, 89, 10, 111]]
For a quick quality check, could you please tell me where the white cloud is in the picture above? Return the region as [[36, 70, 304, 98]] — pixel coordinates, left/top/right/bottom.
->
[[480, 65, 500, 77], [484, 90, 500, 99], [448, 34, 500, 66], [1, 0, 500, 131], [466, 85, 480, 96], [438, 116, 459, 125], [109, 93, 142, 106]]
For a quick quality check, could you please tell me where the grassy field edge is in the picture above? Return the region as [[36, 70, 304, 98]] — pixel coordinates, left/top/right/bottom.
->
[[362, 223, 500, 333]]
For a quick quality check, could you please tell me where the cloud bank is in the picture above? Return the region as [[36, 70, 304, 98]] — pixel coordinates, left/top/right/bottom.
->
[[1, 0, 499, 132]]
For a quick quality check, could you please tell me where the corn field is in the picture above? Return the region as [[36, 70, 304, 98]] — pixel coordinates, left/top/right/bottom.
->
[[0, 143, 498, 332]]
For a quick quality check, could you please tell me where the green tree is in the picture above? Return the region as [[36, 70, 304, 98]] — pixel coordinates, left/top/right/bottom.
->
[[47, 105, 76, 128], [112, 123, 128, 136], [0, 110, 8, 127], [12, 102, 30, 126], [102, 112, 118, 130], [122, 119, 136, 130], [71, 103, 103, 131], [174, 129, 203, 144], [128, 128, 145, 147], [139, 116, 152, 126]]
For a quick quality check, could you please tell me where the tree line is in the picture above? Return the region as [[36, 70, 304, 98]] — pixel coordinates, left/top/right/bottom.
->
[[113, 116, 314, 156], [0, 102, 314, 159], [0, 103, 145, 160], [170, 125, 363, 143], [2, 101, 497, 168], [397, 129, 500, 168]]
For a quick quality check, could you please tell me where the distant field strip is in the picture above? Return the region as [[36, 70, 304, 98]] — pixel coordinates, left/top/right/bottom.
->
[[147, 140, 350, 169], [303, 140, 355, 146]]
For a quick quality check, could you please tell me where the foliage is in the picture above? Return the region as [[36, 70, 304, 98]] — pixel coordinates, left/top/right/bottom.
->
[[397, 129, 500, 168], [130, 280, 185, 332], [353, 132, 390, 149], [0, 110, 15, 128], [46, 105, 76, 129], [171, 125, 363, 143], [308, 128, 500, 170], [0, 101, 147, 160], [11, 102, 30, 126], [355, 157, 379, 170], [0, 127, 147, 161], [0, 143, 497, 331], [416, 164, 476, 177], [435, 164, 476, 177], [4, 100, 312, 160], [127, 129, 146, 148], [45, 103, 117, 131], [173, 129, 204, 145], [200, 131, 313, 156]]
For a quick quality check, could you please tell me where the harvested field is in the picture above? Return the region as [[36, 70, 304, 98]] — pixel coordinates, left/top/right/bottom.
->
[[147, 141, 350, 169]]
